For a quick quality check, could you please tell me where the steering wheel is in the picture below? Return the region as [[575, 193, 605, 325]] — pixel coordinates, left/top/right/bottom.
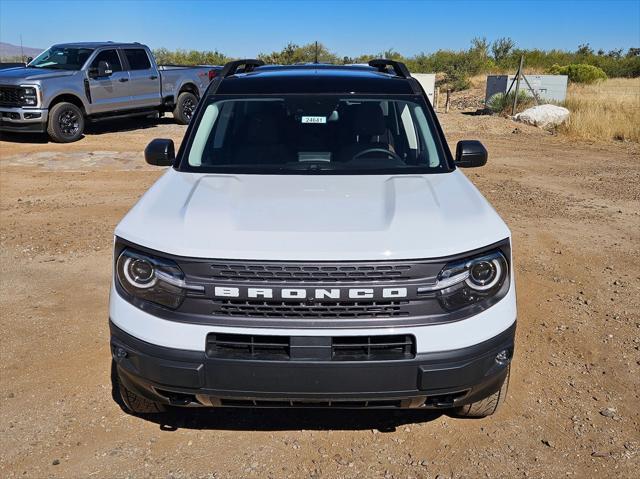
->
[[352, 147, 402, 162]]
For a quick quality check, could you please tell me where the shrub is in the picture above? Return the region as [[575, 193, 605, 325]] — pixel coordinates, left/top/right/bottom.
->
[[152, 48, 228, 65], [486, 90, 535, 115], [491, 37, 515, 62], [258, 42, 339, 64], [549, 63, 607, 83]]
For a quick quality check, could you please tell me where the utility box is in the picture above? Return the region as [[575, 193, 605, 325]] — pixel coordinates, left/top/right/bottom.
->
[[485, 74, 568, 103], [412, 73, 436, 105]]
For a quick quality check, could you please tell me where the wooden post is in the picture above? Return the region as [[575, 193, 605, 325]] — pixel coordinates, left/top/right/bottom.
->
[[434, 86, 440, 112], [445, 89, 451, 113], [511, 55, 524, 116]]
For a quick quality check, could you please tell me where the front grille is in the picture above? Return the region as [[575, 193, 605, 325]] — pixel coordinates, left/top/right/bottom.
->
[[332, 335, 415, 361], [212, 299, 411, 318], [206, 333, 416, 361], [0, 86, 22, 107], [208, 262, 416, 283], [206, 333, 290, 360]]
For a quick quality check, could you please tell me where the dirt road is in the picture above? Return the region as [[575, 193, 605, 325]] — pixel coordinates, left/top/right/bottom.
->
[[1, 115, 638, 478]]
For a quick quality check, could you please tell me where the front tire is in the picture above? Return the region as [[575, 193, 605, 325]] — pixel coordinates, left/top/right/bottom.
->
[[47, 102, 85, 143], [112, 363, 166, 415], [455, 366, 510, 418], [173, 91, 198, 125]]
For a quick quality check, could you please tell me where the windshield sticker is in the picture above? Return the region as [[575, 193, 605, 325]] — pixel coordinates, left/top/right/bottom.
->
[[301, 116, 327, 124]]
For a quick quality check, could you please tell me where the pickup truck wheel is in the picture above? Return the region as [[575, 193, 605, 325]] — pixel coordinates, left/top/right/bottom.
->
[[455, 366, 510, 418], [173, 92, 197, 125], [47, 102, 85, 143]]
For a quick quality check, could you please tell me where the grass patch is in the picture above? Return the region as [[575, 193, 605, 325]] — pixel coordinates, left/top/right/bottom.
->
[[486, 90, 536, 115], [560, 78, 640, 142]]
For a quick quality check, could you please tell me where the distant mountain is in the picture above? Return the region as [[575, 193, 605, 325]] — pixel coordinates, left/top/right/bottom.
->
[[0, 42, 43, 60]]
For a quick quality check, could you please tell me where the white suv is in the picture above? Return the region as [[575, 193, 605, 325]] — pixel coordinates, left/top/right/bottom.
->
[[110, 59, 516, 417]]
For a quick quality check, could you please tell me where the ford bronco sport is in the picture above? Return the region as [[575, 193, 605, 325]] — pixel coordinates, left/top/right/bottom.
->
[[110, 59, 516, 417]]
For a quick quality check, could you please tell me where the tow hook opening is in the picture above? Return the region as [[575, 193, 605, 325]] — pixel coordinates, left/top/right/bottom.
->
[[424, 390, 469, 408], [495, 348, 513, 366], [155, 389, 200, 406], [113, 346, 128, 361]]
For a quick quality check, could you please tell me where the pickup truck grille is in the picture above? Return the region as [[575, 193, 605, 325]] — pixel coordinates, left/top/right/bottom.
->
[[0, 86, 22, 107]]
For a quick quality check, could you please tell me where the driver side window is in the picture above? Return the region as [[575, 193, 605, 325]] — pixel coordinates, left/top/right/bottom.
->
[[90, 49, 122, 72]]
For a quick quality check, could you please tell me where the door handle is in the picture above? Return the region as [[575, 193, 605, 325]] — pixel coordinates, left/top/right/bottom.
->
[[149, 75, 158, 80], [118, 78, 129, 82]]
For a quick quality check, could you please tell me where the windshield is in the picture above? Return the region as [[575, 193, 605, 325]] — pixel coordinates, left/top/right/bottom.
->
[[29, 47, 94, 70], [183, 95, 449, 174]]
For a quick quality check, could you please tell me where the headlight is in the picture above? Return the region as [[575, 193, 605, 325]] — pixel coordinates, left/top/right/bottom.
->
[[116, 249, 202, 309], [421, 250, 509, 312], [19, 86, 39, 107]]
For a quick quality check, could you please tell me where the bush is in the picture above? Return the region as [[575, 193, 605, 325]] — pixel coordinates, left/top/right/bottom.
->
[[258, 42, 339, 64], [486, 90, 535, 115], [549, 63, 607, 83], [152, 48, 228, 65], [149, 41, 639, 84]]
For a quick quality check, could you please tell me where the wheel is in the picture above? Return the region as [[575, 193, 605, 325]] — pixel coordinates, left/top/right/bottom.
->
[[112, 363, 166, 415], [47, 102, 85, 142], [455, 366, 510, 418], [173, 91, 198, 125]]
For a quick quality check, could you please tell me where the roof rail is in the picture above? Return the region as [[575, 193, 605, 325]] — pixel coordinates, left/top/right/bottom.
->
[[368, 59, 411, 78], [220, 59, 265, 78]]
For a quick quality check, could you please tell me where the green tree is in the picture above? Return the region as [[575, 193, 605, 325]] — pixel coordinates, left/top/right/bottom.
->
[[471, 37, 489, 59], [491, 37, 515, 63], [258, 42, 339, 64]]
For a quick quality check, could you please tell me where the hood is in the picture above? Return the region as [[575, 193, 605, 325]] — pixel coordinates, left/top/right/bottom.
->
[[0, 67, 77, 81], [116, 169, 511, 261]]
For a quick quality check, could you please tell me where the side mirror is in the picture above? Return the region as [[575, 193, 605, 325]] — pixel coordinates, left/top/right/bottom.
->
[[145, 139, 175, 166], [455, 140, 488, 168], [26, 56, 33, 64], [98, 60, 112, 77]]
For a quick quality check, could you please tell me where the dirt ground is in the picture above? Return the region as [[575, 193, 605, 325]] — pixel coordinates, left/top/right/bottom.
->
[[1, 112, 638, 479]]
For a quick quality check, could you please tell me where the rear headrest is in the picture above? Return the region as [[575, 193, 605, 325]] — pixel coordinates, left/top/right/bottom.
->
[[245, 113, 278, 144], [354, 103, 386, 137]]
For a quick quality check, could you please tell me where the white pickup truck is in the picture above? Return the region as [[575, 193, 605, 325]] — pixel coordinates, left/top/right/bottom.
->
[[0, 42, 219, 142], [110, 59, 517, 418]]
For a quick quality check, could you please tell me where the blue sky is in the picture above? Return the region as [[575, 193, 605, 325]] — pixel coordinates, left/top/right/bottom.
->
[[1, 0, 638, 56]]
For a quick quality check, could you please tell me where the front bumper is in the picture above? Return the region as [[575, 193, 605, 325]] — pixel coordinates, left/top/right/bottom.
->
[[111, 320, 515, 408], [0, 107, 48, 133]]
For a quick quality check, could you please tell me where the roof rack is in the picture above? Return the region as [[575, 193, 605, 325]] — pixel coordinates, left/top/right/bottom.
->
[[220, 59, 265, 78], [368, 59, 411, 78]]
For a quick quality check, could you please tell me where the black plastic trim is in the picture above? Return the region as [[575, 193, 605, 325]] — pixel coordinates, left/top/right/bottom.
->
[[0, 120, 46, 133], [110, 320, 515, 407], [220, 59, 265, 78], [368, 59, 411, 78]]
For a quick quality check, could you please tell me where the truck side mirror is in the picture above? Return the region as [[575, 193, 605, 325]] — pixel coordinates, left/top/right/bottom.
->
[[145, 139, 175, 166], [455, 140, 488, 168]]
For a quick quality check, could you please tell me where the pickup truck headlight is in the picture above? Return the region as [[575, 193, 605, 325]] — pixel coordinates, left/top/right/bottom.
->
[[19, 86, 39, 107], [116, 249, 202, 309], [432, 250, 509, 312]]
